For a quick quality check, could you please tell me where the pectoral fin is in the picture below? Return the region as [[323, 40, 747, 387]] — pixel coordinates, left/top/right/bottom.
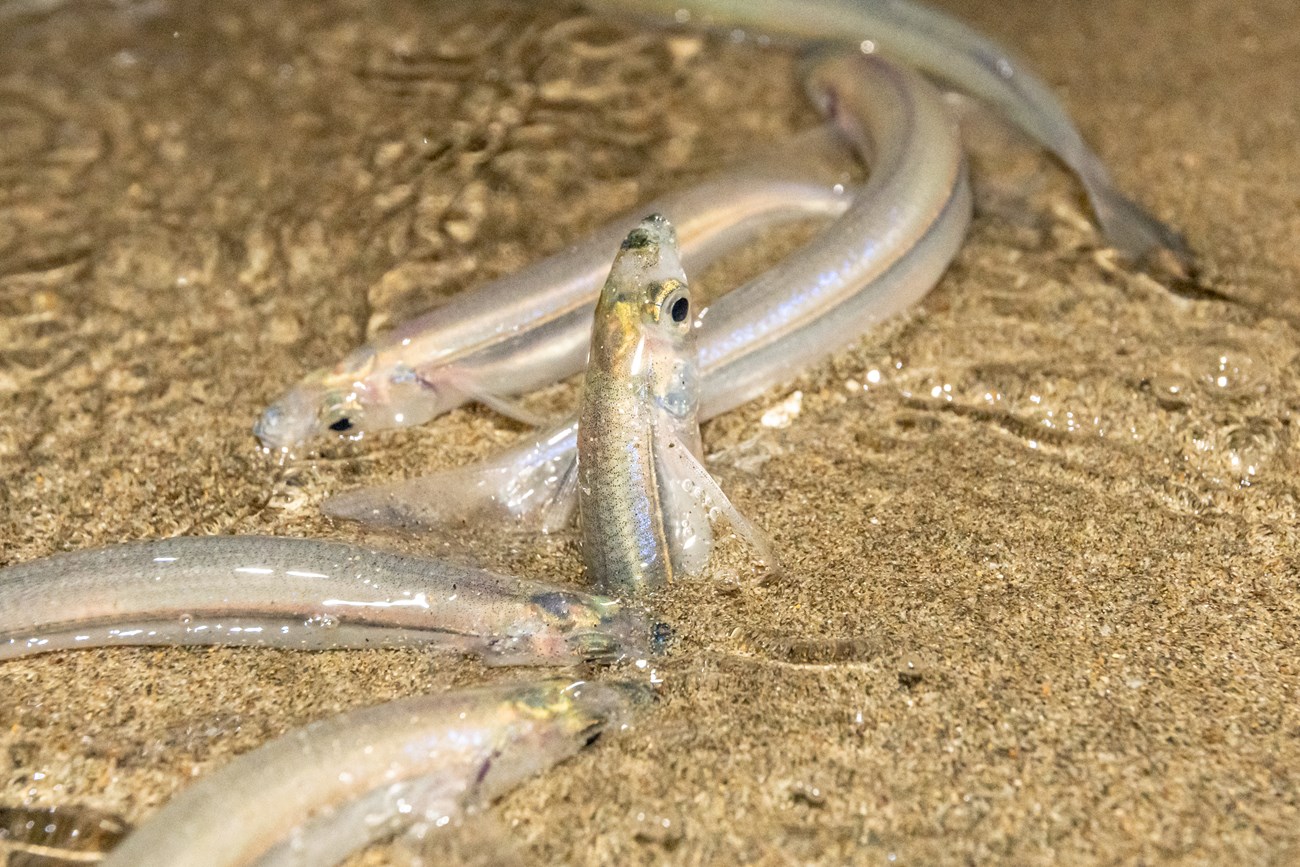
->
[[658, 433, 780, 577], [436, 367, 552, 428]]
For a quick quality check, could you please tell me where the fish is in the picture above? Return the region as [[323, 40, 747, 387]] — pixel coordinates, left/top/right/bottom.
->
[[98, 679, 646, 867], [0, 535, 654, 665], [254, 129, 854, 451], [578, 215, 776, 593], [324, 52, 971, 533], [588, 0, 1194, 276]]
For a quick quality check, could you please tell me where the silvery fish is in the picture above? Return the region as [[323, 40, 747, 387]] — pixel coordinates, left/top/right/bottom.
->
[[0, 535, 653, 665], [578, 214, 776, 594], [254, 131, 852, 451], [99, 679, 646, 867], [323, 53, 969, 535], [589, 0, 1193, 275]]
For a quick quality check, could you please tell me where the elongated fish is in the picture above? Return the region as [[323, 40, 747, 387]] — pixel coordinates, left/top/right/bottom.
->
[[325, 52, 970, 533], [0, 536, 651, 665], [578, 215, 775, 593], [254, 130, 853, 450], [99, 679, 644, 867], [589, 0, 1193, 275]]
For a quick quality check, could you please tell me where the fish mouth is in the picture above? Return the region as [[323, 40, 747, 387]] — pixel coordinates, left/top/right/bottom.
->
[[569, 630, 632, 664], [568, 607, 667, 665], [254, 383, 324, 449]]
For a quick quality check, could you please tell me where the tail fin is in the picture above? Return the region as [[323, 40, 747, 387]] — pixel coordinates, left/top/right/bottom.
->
[[323, 421, 581, 534]]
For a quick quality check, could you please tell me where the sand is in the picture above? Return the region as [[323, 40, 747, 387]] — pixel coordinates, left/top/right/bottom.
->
[[1, 0, 1298, 863]]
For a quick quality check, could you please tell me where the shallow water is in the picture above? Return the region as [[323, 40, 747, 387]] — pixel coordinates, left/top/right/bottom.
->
[[2, 0, 1299, 863]]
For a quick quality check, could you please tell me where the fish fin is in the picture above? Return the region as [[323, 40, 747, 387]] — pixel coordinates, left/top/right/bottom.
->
[[1086, 181, 1196, 281], [466, 388, 553, 428], [540, 453, 581, 534], [323, 422, 580, 534], [434, 367, 552, 428], [660, 434, 780, 577]]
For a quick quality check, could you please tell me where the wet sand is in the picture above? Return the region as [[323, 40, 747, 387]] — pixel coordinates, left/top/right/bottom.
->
[[2, 0, 1299, 863]]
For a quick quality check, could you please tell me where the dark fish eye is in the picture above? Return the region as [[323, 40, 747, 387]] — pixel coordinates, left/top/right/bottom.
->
[[670, 296, 690, 323], [328, 418, 354, 432], [532, 591, 576, 621]]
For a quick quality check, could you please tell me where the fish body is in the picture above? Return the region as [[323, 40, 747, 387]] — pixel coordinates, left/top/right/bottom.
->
[[0, 535, 652, 665], [326, 53, 971, 535], [99, 679, 645, 867], [577, 216, 711, 593], [254, 132, 852, 450], [590, 0, 1193, 273]]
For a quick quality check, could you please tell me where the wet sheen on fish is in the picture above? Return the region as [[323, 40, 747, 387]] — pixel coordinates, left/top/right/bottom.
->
[[254, 131, 853, 450], [578, 215, 775, 594], [0, 536, 651, 665], [588, 0, 1194, 274], [325, 52, 971, 534], [99, 679, 645, 867]]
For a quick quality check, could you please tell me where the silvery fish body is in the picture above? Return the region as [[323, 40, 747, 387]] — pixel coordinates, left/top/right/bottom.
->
[[578, 216, 708, 593], [590, 0, 1192, 274], [324, 53, 970, 537], [0, 535, 652, 665], [100, 679, 645, 867], [254, 133, 852, 450], [578, 215, 773, 594]]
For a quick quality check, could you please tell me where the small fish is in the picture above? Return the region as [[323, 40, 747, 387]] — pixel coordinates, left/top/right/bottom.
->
[[98, 679, 647, 867], [578, 214, 776, 593], [253, 131, 853, 450], [323, 53, 970, 535], [589, 0, 1194, 276], [0, 536, 654, 666]]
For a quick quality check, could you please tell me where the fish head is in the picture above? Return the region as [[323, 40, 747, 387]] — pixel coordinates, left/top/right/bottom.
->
[[507, 589, 657, 666], [591, 213, 699, 418], [254, 346, 461, 450], [512, 679, 653, 749], [468, 679, 652, 799]]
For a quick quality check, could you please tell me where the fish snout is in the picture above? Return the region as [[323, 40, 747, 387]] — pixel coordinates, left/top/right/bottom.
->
[[253, 386, 322, 449]]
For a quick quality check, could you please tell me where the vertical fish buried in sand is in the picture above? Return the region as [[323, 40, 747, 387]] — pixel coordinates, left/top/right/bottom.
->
[[99, 679, 646, 867], [578, 215, 776, 594]]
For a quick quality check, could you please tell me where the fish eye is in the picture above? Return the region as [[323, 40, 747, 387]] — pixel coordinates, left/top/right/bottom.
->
[[328, 417, 354, 432], [532, 591, 577, 622], [648, 278, 691, 328]]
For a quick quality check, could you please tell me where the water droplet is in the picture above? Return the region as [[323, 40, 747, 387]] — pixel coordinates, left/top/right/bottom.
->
[[307, 613, 340, 630]]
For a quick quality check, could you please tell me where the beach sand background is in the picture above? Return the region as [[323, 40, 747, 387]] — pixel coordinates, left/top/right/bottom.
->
[[1, 0, 1298, 863]]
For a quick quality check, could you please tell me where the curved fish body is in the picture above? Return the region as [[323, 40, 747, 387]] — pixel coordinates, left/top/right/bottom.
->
[[100, 679, 644, 867], [0, 536, 651, 665], [254, 131, 853, 450], [325, 53, 971, 534], [590, 0, 1193, 273]]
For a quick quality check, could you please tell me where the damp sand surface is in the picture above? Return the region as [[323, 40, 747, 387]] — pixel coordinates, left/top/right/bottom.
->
[[2, 0, 1299, 863]]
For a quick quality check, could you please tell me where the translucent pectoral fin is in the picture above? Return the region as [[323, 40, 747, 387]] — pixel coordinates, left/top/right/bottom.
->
[[659, 434, 781, 577], [436, 367, 552, 428], [323, 422, 581, 534]]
